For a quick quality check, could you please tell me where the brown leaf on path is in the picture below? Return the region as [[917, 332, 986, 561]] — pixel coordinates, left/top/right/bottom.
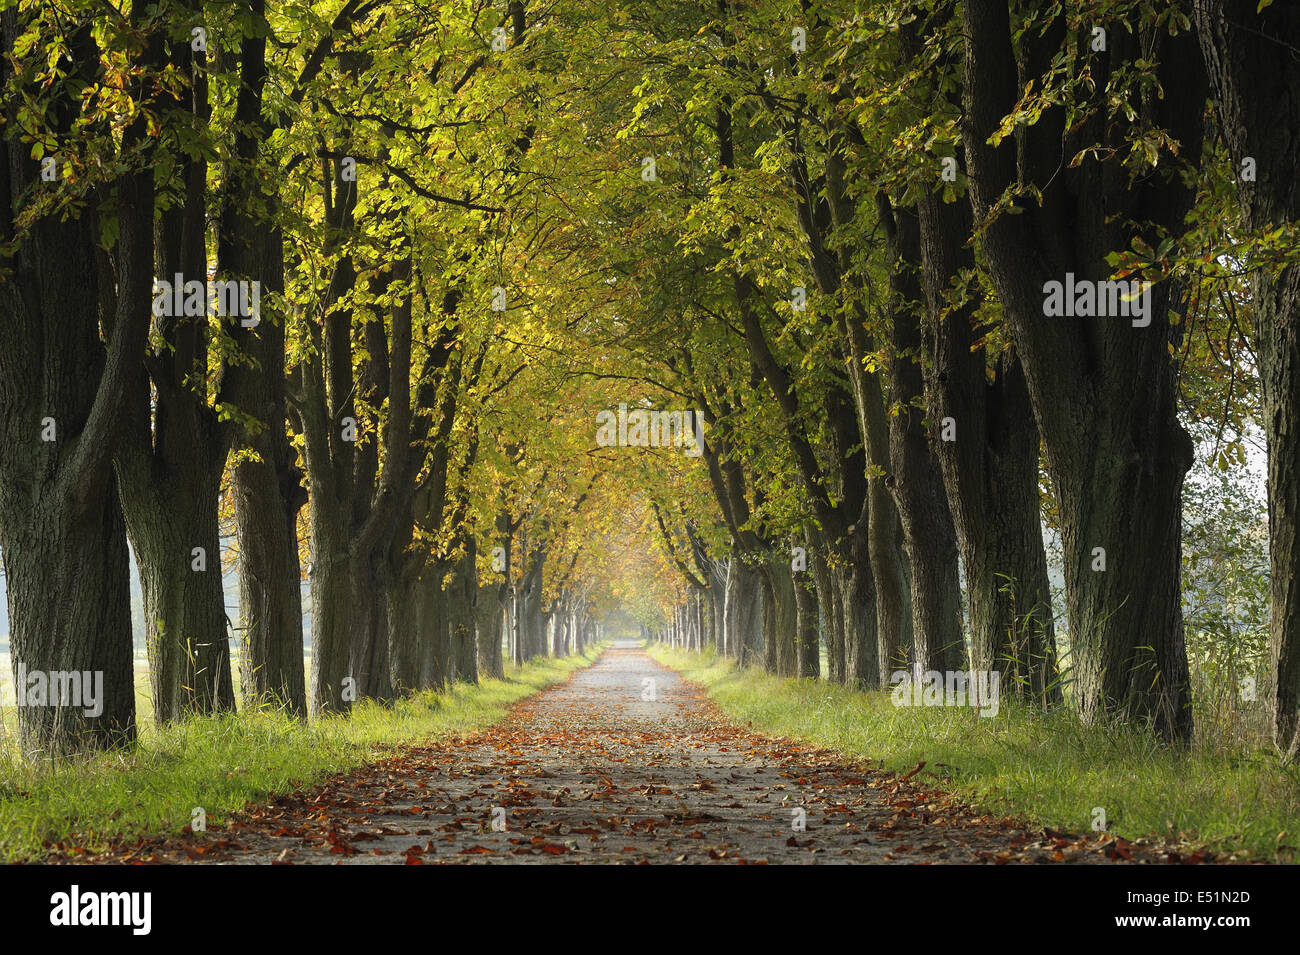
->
[[1102, 838, 1134, 862], [43, 645, 1203, 868]]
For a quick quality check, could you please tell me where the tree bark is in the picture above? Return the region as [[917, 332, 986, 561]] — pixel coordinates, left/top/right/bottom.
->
[[1194, 0, 1300, 757], [839, 529, 880, 689], [878, 195, 966, 677], [220, 0, 307, 717], [447, 544, 478, 684], [793, 537, 821, 678], [709, 557, 727, 652], [120, 474, 234, 720], [914, 137, 1060, 705], [725, 555, 763, 667], [349, 554, 392, 702], [809, 537, 842, 682], [476, 567, 507, 680], [0, 10, 157, 754], [116, 39, 236, 721], [386, 547, 422, 696], [418, 561, 449, 690], [520, 545, 546, 661], [962, 1, 1203, 740], [761, 555, 798, 676]]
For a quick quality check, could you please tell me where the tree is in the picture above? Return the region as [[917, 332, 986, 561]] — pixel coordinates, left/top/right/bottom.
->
[[961, 0, 1204, 741], [0, 2, 159, 753], [1194, 0, 1300, 757]]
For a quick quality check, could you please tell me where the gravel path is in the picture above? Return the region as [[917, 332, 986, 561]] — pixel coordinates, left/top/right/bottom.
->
[[63, 643, 1169, 864]]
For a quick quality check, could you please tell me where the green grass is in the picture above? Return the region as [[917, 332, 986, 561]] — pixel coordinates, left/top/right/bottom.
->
[[649, 644, 1300, 862], [0, 645, 604, 862]]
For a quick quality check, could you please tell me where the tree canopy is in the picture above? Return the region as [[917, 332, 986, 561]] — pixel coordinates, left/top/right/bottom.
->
[[0, 0, 1295, 764]]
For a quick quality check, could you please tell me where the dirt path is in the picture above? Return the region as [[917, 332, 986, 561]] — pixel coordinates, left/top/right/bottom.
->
[[65, 643, 1175, 864]]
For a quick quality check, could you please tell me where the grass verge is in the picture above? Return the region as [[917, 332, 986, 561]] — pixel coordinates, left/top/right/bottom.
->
[[649, 644, 1300, 862], [0, 644, 605, 862]]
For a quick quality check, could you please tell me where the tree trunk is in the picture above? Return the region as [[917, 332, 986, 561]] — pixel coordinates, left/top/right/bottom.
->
[[821, 147, 912, 685], [520, 548, 546, 661], [966, 355, 1059, 702], [962, 2, 1202, 740], [476, 579, 506, 679], [510, 582, 522, 666], [0, 11, 157, 755], [2, 484, 139, 754], [726, 556, 763, 667], [760, 556, 798, 676], [708, 558, 726, 652], [1195, 0, 1300, 757], [721, 556, 737, 657], [447, 545, 478, 684], [386, 555, 422, 696], [122, 478, 235, 721], [794, 541, 821, 679], [809, 540, 842, 683], [913, 141, 1059, 705], [116, 110, 235, 721], [418, 562, 449, 690], [221, 0, 309, 719], [836, 319, 911, 682], [759, 573, 775, 671], [232, 344, 308, 716], [878, 197, 967, 678], [839, 535, 880, 689], [383, 495, 420, 698], [348, 554, 392, 703], [308, 503, 353, 711], [557, 595, 572, 656]]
